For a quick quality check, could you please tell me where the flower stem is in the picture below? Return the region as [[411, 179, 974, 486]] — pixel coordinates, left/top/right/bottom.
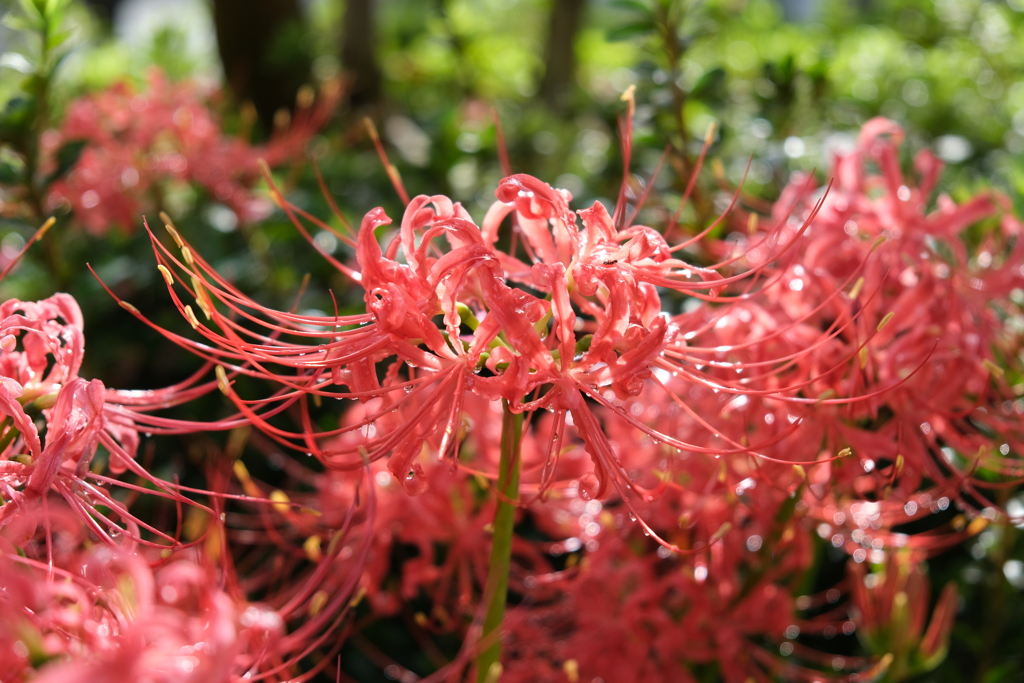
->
[[476, 399, 522, 683]]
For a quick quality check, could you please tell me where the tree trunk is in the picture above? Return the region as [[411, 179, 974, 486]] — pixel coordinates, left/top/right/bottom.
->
[[342, 0, 382, 108], [213, 0, 312, 132], [539, 0, 587, 113]]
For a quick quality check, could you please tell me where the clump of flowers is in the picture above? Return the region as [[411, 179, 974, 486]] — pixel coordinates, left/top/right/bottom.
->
[[68, 107, 1024, 680], [43, 70, 340, 234], [0, 229, 368, 681]]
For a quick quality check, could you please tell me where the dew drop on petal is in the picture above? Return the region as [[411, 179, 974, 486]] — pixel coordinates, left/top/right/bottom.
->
[[578, 472, 599, 501]]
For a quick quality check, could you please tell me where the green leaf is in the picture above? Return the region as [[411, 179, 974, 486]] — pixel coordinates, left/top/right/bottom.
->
[[3, 12, 40, 32], [0, 97, 36, 142], [0, 160, 21, 185], [611, 0, 651, 14], [607, 21, 656, 42], [689, 67, 726, 99], [45, 0, 71, 17], [47, 28, 73, 51], [17, 0, 44, 23], [19, 73, 47, 98], [44, 139, 86, 186]]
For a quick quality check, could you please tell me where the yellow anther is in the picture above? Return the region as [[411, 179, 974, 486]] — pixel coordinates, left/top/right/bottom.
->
[[296, 84, 315, 109], [119, 301, 139, 314], [273, 108, 291, 130], [161, 212, 184, 247], [838, 447, 852, 458], [37, 216, 55, 238], [304, 535, 323, 563], [793, 465, 806, 481], [308, 590, 329, 616], [620, 84, 636, 103], [232, 460, 250, 482], [563, 659, 580, 682], [181, 245, 195, 268], [876, 312, 894, 332], [711, 521, 732, 542], [747, 212, 759, 235], [269, 490, 291, 514], [704, 121, 717, 146], [364, 117, 380, 142], [849, 276, 865, 301], [157, 265, 174, 286], [712, 158, 726, 182], [483, 662, 503, 683], [349, 586, 367, 608], [215, 365, 231, 395], [982, 358, 1004, 378], [966, 516, 989, 536], [184, 305, 200, 329]]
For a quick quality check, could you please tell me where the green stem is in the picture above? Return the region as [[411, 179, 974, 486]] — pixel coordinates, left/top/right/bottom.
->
[[476, 399, 522, 683]]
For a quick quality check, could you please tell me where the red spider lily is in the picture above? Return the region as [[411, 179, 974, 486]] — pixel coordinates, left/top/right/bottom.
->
[[0, 293, 176, 543], [107, 96, 854, 558], [0, 504, 286, 683], [0, 235, 368, 680], [845, 550, 957, 681], [92, 108, 1024, 682], [43, 69, 340, 234], [696, 118, 1024, 555]]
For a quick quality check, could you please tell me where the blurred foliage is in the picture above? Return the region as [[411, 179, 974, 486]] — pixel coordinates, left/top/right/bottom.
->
[[2, 0, 1024, 681]]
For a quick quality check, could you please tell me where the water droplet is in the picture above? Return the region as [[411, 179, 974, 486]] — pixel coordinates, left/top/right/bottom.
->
[[578, 471, 599, 501]]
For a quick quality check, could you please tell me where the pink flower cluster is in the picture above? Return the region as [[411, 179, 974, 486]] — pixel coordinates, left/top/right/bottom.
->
[[0, 286, 364, 679], [12, 111, 1021, 681], [44, 70, 338, 234]]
